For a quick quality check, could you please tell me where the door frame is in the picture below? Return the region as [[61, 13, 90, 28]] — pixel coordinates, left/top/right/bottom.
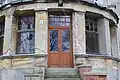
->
[[47, 12, 73, 68]]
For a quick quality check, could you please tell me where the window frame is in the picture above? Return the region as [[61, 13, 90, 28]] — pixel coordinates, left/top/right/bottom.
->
[[16, 15, 35, 54], [0, 22, 4, 55], [85, 17, 99, 54]]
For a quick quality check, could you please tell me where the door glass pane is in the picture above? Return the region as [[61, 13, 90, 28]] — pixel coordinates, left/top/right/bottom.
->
[[66, 22, 70, 27], [50, 30, 58, 52], [60, 16, 65, 22], [62, 30, 70, 52], [49, 15, 60, 27], [66, 17, 70, 22], [49, 15, 70, 27]]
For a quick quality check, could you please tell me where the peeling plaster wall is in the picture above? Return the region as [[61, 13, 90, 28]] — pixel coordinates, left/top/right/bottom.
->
[[76, 57, 119, 80], [0, 2, 118, 80], [0, 55, 46, 80], [105, 0, 120, 59]]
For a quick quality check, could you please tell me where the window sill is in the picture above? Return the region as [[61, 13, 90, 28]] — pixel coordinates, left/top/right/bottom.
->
[[0, 53, 47, 59], [74, 54, 120, 62]]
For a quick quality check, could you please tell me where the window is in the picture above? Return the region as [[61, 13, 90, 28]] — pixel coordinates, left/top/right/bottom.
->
[[16, 16, 35, 54], [85, 17, 99, 54], [0, 0, 5, 4], [0, 0, 11, 6], [0, 22, 4, 55]]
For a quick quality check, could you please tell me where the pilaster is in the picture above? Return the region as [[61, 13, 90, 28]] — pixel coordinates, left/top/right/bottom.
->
[[97, 18, 111, 56], [73, 11, 86, 55], [35, 11, 48, 54], [3, 14, 15, 55]]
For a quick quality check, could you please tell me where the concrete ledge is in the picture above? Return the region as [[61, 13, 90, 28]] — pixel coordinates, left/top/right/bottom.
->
[[83, 72, 107, 76], [0, 54, 47, 59], [25, 73, 43, 77], [74, 54, 120, 62]]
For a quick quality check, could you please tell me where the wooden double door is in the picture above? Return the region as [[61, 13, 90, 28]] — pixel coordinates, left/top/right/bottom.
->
[[48, 13, 73, 68]]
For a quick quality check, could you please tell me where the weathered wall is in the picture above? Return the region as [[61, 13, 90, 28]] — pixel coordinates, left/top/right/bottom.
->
[[35, 11, 48, 54], [97, 18, 111, 55], [73, 11, 86, 54], [0, 2, 118, 80], [110, 27, 118, 58], [0, 55, 47, 80], [1, 69, 24, 80], [76, 56, 119, 80]]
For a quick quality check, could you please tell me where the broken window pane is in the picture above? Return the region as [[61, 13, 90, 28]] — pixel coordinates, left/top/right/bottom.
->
[[17, 32, 35, 53], [86, 17, 97, 32], [18, 16, 34, 30], [17, 16, 35, 53]]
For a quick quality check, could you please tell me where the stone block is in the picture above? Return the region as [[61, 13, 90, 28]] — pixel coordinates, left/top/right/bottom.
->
[[1, 69, 24, 80], [34, 67, 45, 74], [25, 77, 32, 80], [31, 77, 43, 80], [12, 57, 34, 68], [16, 68, 34, 74], [0, 59, 11, 69], [35, 58, 47, 67]]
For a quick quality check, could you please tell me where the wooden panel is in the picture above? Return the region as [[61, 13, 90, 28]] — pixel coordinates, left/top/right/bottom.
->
[[61, 53, 73, 67], [48, 53, 60, 67]]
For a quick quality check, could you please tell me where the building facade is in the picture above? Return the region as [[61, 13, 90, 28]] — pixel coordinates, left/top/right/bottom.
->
[[0, 0, 118, 80]]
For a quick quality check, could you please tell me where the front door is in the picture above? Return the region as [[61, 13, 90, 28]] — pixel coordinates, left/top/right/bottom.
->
[[48, 13, 73, 68]]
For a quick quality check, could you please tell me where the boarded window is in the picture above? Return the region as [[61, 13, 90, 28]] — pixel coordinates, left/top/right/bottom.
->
[[16, 16, 35, 54], [85, 17, 99, 54]]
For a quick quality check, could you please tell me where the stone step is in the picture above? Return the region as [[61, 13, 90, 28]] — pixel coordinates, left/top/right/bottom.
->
[[45, 78, 81, 80], [25, 73, 43, 77], [45, 68, 80, 78], [25, 74, 44, 80]]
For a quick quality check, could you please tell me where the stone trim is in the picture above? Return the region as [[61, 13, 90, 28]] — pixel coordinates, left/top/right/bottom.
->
[[0, 54, 47, 59], [74, 54, 120, 62], [0, 3, 116, 24]]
